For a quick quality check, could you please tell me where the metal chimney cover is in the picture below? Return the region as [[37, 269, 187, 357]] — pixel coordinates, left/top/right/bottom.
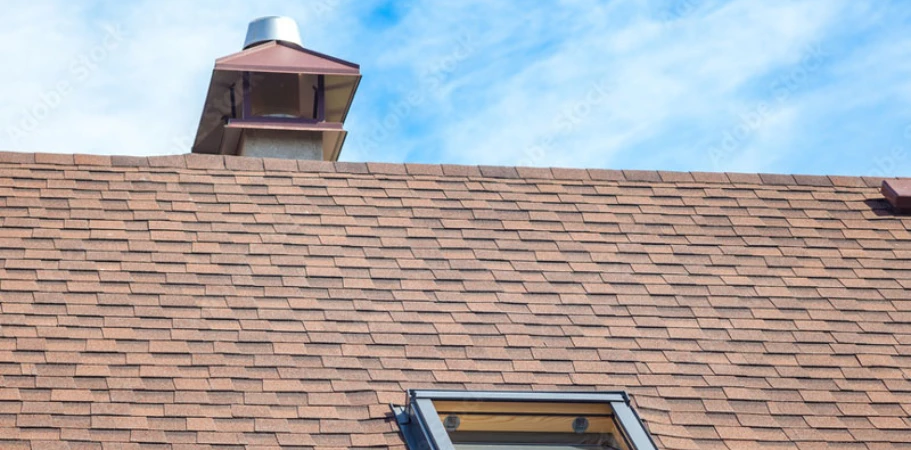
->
[[243, 16, 303, 49]]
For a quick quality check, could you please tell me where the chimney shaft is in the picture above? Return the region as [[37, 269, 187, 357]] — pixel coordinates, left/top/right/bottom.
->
[[239, 130, 323, 160], [191, 17, 361, 162]]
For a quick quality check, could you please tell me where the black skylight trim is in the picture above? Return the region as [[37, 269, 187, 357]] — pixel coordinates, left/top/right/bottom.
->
[[391, 390, 658, 450]]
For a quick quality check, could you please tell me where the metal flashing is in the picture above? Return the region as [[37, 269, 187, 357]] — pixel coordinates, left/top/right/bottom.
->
[[410, 390, 629, 404]]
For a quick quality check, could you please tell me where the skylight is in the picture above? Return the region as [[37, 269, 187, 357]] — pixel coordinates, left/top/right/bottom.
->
[[392, 390, 657, 450]]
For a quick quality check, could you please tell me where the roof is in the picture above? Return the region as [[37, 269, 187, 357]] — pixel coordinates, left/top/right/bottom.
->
[[0, 150, 909, 450], [215, 41, 361, 75]]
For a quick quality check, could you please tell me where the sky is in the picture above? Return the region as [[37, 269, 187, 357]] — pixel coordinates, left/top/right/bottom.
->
[[1, 0, 910, 177]]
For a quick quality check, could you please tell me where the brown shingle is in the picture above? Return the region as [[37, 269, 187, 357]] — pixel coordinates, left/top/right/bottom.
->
[[147, 154, 186, 169], [478, 165, 519, 179], [404, 163, 443, 176], [759, 173, 797, 185], [623, 170, 661, 182], [34, 153, 75, 165], [727, 172, 763, 184], [551, 167, 589, 180], [659, 171, 696, 183], [0, 149, 906, 449], [441, 164, 482, 177], [515, 166, 554, 179], [366, 162, 407, 175], [224, 155, 265, 171], [110, 155, 149, 167], [185, 154, 225, 170]]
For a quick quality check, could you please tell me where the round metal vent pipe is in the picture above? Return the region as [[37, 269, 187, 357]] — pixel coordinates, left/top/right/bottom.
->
[[243, 16, 303, 49]]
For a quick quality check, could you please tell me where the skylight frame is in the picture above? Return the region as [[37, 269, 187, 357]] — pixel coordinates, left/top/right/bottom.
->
[[391, 390, 658, 450]]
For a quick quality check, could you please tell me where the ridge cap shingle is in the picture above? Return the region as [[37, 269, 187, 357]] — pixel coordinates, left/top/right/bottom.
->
[[0, 149, 895, 188]]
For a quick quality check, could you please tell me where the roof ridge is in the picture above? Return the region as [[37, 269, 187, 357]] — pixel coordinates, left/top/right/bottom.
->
[[0, 149, 891, 188]]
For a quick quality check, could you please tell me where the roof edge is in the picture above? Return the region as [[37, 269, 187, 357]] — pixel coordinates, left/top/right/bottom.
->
[[0, 150, 894, 188], [214, 41, 360, 74]]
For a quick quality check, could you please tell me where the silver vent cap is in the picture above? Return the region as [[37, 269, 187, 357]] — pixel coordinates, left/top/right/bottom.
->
[[243, 16, 302, 49]]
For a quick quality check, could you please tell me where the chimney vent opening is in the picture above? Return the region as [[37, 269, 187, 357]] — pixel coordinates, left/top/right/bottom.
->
[[248, 73, 321, 119]]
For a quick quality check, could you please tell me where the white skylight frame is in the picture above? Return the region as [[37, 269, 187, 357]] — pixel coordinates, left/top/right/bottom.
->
[[391, 390, 658, 450]]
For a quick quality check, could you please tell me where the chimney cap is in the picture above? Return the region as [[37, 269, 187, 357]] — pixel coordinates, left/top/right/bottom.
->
[[244, 16, 303, 49]]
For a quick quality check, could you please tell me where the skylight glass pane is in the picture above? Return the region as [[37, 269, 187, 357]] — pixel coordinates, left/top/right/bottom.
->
[[434, 400, 631, 450], [393, 391, 656, 450]]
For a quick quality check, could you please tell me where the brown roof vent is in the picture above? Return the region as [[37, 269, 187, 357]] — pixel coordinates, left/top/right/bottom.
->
[[881, 179, 911, 213], [191, 16, 361, 162]]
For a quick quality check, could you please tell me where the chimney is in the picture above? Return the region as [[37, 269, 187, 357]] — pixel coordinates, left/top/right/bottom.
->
[[882, 179, 911, 214], [192, 16, 361, 161]]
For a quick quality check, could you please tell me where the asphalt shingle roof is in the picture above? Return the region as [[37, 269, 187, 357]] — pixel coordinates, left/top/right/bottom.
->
[[0, 150, 909, 449]]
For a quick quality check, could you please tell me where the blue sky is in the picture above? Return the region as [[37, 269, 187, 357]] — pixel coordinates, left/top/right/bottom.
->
[[1, 0, 910, 176]]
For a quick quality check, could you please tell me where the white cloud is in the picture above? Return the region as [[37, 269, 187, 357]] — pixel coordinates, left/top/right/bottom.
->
[[0, 0, 909, 176], [0, 0, 353, 155], [381, 0, 853, 169]]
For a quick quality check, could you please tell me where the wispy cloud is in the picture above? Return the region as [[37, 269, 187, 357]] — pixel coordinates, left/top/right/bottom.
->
[[1, 0, 910, 176]]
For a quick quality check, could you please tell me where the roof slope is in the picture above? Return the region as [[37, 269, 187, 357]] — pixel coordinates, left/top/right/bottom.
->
[[0, 151, 909, 450], [215, 41, 361, 74]]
